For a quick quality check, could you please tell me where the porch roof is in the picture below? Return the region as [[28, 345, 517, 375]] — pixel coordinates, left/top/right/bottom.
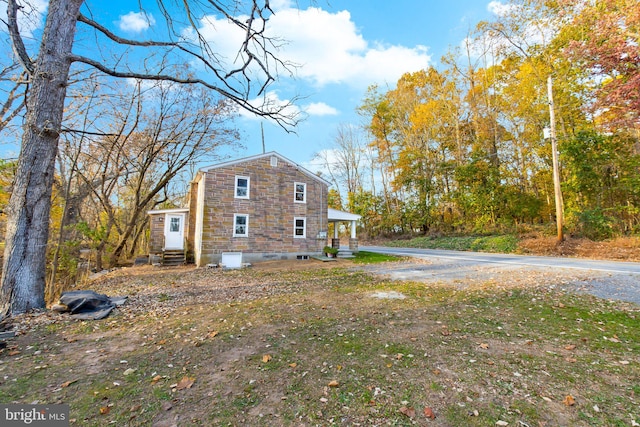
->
[[148, 208, 189, 215], [328, 208, 361, 222]]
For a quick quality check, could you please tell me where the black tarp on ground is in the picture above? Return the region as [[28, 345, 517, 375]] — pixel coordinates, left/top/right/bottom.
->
[[56, 290, 127, 320]]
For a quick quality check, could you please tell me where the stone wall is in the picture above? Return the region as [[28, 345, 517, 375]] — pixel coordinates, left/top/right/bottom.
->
[[198, 155, 328, 265]]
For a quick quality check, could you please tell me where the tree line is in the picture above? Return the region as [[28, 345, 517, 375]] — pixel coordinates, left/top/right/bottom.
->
[[0, 0, 638, 316], [318, 0, 640, 241]]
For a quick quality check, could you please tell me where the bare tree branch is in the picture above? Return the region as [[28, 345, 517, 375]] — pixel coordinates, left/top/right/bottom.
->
[[68, 54, 300, 129], [77, 14, 174, 48], [7, 0, 34, 75]]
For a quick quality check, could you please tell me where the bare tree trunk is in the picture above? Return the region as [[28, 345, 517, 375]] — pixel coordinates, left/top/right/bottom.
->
[[1, 0, 84, 317]]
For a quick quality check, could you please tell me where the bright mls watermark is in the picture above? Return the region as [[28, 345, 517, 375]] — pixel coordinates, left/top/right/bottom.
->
[[1, 404, 69, 426]]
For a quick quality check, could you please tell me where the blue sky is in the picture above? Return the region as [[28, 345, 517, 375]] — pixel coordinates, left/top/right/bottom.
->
[[224, 0, 499, 171], [1, 0, 503, 172]]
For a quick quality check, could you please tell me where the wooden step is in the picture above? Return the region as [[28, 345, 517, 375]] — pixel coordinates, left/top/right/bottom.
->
[[162, 250, 185, 265]]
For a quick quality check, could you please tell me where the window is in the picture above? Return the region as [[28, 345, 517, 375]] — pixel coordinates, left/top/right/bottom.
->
[[233, 214, 248, 237], [235, 176, 250, 199], [169, 217, 180, 232], [294, 182, 306, 203], [294, 217, 306, 238]]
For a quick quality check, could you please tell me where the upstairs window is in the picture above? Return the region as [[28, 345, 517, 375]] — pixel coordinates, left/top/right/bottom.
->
[[294, 217, 306, 238], [294, 182, 306, 203], [233, 214, 248, 237], [235, 176, 250, 199]]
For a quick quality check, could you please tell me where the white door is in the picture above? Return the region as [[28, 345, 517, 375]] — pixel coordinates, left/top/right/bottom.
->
[[164, 214, 184, 250]]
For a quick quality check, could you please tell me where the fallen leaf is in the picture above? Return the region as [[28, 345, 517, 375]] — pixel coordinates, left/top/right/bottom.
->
[[151, 375, 162, 384], [399, 406, 416, 418], [328, 380, 339, 387], [289, 362, 297, 368], [207, 331, 219, 339], [130, 405, 141, 412], [60, 379, 78, 388], [8, 350, 20, 356], [563, 395, 576, 406], [479, 343, 489, 349], [262, 354, 272, 363], [99, 406, 110, 415], [496, 421, 508, 426], [564, 344, 576, 351], [424, 406, 436, 419], [123, 368, 137, 376], [565, 357, 577, 363], [176, 376, 195, 390]]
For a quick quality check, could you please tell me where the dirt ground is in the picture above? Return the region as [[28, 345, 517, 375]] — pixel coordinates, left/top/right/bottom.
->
[[516, 235, 640, 261], [1, 252, 639, 426]]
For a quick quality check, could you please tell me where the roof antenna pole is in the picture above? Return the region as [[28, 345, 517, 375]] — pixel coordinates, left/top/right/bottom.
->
[[261, 122, 266, 154]]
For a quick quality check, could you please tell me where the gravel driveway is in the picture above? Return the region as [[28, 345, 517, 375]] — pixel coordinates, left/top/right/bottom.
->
[[355, 247, 640, 306]]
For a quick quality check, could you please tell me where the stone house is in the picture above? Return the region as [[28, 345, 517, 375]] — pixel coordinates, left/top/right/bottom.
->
[[148, 152, 336, 266]]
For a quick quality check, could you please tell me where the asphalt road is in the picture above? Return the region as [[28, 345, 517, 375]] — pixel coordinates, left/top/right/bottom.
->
[[358, 245, 640, 306]]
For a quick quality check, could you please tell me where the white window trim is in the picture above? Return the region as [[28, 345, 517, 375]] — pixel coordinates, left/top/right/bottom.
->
[[233, 214, 249, 237], [235, 175, 250, 199], [294, 217, 306, 238], [294, 182, 306, 203]]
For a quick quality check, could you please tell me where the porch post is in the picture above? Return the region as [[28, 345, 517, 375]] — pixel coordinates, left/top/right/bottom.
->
[[331, 221, 340, 249], [349, 220, 358, 253]]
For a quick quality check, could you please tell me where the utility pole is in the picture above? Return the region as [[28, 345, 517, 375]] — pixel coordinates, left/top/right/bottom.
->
[[547, 75, 564, 242]]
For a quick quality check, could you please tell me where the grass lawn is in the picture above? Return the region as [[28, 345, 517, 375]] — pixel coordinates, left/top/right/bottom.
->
[[1, 261, 638, 426]]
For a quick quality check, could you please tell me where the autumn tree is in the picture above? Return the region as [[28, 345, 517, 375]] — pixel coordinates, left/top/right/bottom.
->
[[74, 78, 237, 270], [560, 0, 640, 128], [1, 0, 300, 317], [358, 84, 403, 233]]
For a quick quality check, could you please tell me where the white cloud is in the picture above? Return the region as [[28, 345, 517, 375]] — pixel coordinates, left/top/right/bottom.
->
[[118, 11, 156, 33], [487, 1, 515, 17], [240, 91, 302, 120], [268, 0, 294, 11], [239, 95, 337, 120], [0, 0, 48, 38], [304, 102, 339, 116], [186, 4, 432, 89]]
